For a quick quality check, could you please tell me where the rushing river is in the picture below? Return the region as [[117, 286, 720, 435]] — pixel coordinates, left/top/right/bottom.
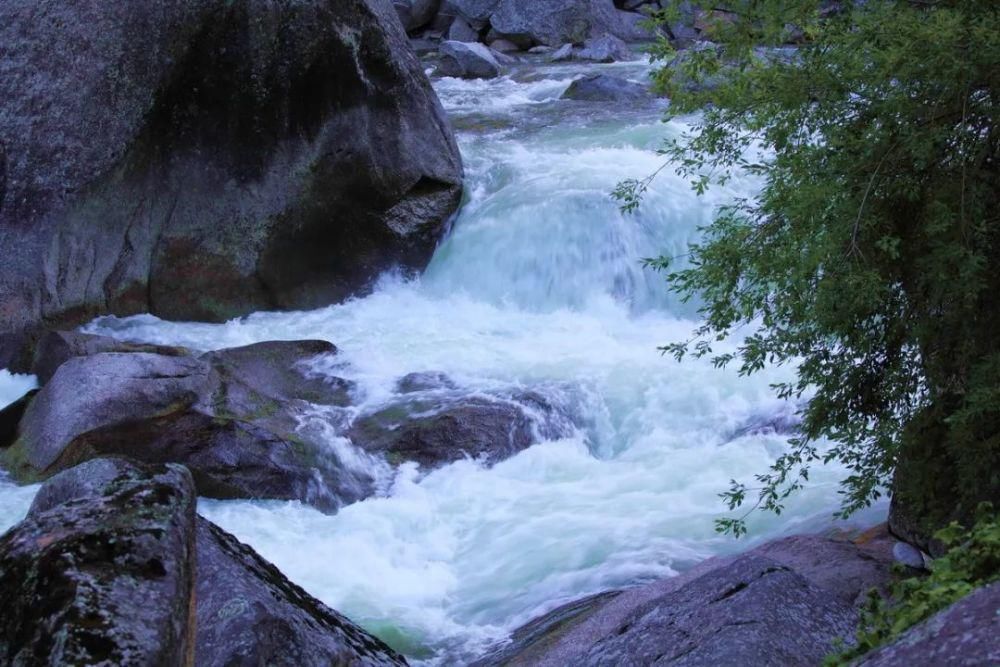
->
[[0, 57, 884, 664]]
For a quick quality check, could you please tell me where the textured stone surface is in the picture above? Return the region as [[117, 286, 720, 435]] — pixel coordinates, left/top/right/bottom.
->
[[0, 0, 462, 369], [584, 556, 857, 666], [0, 460, 197, 666], [196, 517, 408, 666], [3, 457, 409, 666], [857, 582, 1000, 666], [490, 0, 650, 46], [476, 530, 896, 666], [575, 34, 632, 62]]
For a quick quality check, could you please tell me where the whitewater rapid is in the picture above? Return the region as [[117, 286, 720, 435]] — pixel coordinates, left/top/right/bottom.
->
[[0, 57, 884, 663]]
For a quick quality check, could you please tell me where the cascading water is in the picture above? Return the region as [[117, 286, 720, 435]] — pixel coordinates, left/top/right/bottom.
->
[[0, 58, 884, 663]]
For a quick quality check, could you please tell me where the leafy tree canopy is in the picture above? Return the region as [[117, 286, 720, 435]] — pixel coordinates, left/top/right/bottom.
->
[[619, 0, 1000, 537]]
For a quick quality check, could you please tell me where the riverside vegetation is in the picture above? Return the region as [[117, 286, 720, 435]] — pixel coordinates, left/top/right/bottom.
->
[[617, 0, 1000, 660]]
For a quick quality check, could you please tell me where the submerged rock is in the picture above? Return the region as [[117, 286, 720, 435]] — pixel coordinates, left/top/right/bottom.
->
[[2, 458, 408, 666], [0, 0, 463, 369], [0, 460, 197, 665], [5, 338, 369, 511], [436, 40, 503, 78], [561, 74, 652, 102], [349, 390, 573, 469]]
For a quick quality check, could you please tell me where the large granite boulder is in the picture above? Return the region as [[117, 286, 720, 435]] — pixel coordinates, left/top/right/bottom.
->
[[31, 330, 190, 385], [348, 389, 574, 469], [4, 338, 373, 511], [0, 460, 198, 665], [475, 530, 897, 666], [490, 0, 651, 46], [0, 0, 463, 370], [857, 582, 1000, 666], [583, 555, 858, 666], [5, 457, 409, 666]]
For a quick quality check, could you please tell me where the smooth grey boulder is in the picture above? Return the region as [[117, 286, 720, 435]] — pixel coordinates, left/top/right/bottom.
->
[[0, 0, 463, 370], [196, 517, 408, 666], [5, 340, 371, 512], [474, 529, 895, 666], [562, 74, 652, 102], [0, 460, 197, 666], [575, 34, 632, 62], [856, 582, 1000, 666], [436, 40, 503, 78], [583, 555, 857, 666], [490, 0, 651, 47], [349, 390, 573, 469], [31, 330, 189, 385]]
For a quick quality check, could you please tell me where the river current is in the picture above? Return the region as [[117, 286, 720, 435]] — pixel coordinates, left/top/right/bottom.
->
[[0, 57, 884, 664]]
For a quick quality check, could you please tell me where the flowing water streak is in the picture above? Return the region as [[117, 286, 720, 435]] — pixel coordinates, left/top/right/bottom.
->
[[0, 60, 883, 663]]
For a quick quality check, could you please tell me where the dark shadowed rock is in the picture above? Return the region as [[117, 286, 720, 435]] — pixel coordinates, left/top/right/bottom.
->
[[583, 555, 857, 666], [575, 34, 631, 62], [0, 0, 463, 371], [475, 528, 895, 666], [349, 391, 573, 469], [856, 582, 1000, 666], [436, 40, 503, 78], [394, 0, 442, 31], [0, 460, 197, 665], [31, 330, 189, 385], [5, 341, 372, 511], [196, 517, 408, 666], [0, 388, 35, 449], [451, 0, 501, 24], [562, 74, 652, 102]]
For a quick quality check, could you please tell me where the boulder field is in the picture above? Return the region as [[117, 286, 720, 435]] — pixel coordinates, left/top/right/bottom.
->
[[1, 331, 574, 513], [0, 0, 463, 370]]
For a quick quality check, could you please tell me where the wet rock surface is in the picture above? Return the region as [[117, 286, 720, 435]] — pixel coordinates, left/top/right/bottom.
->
[[0, 0, 463, 368], [5, 337, 368, 511], [349, 389, 574, 469], [0, 460, 197, 666]]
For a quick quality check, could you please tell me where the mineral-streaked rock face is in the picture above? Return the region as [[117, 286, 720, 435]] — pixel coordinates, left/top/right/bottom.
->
[[0, 460, 198, 665], [0, 0, 462, 369]]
